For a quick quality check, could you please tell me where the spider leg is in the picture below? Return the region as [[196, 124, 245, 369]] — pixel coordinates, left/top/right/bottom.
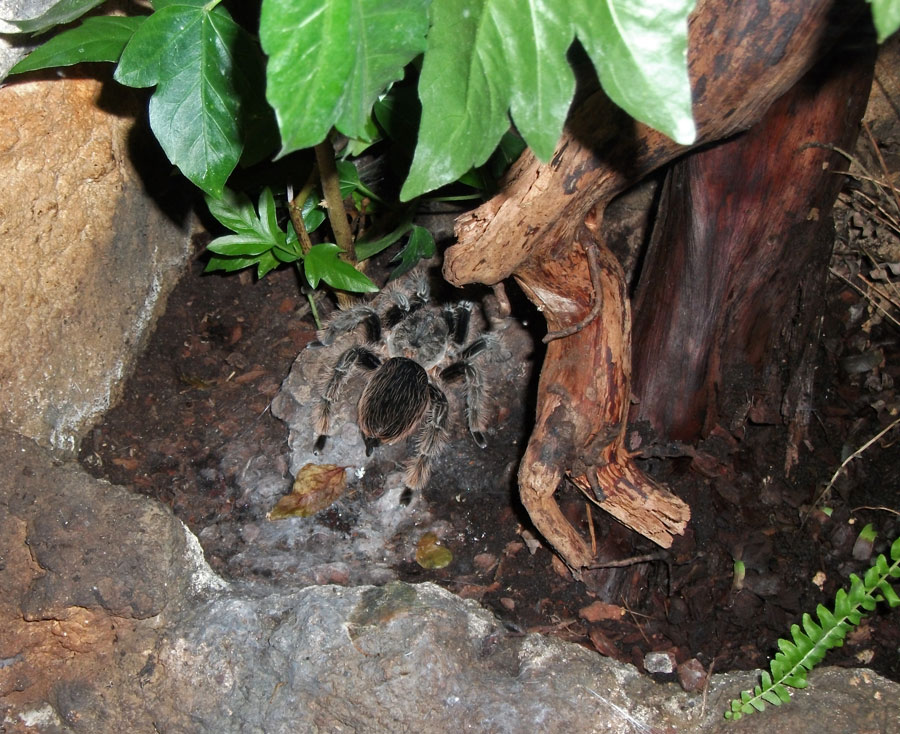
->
[[314, 346, 381, 451], [316, 306, 381, 346], [405, 384, 449, 489], [440, 334, 497, 448], [384, 276, 430, 327], [443, 301, 473, 344]]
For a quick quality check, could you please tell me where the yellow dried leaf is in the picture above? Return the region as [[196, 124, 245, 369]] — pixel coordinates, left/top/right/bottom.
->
[[268, 463, 347, 519], [415, 532, 452, 569]]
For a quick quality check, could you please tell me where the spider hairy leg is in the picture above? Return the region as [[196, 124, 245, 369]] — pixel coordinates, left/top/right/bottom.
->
[[446, 301, 473, 344], [316, 305, 380, 346], [315, 345, 381, 450], [406, 384, 450, 489], [440, 334, 498, 448]]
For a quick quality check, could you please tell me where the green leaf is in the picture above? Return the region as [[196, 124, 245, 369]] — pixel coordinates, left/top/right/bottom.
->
[[869, 0, 900, 42], [877, 579, 900, 607], [304, 243, 379, 292], [573, 0, 696, 145], [0, 0, 105, 33], [301, 194, 327, 233], [892, 535, 900, 561], [256, 250, 282, 278], [403, 0, 515, 200], [115, 4, 258, 197], [389, 224, 435, 279], [9, 16, 143, 73], [490, 0, 574, 161], [355, 221, 412, 261], [205, 254, 260, 273], [261, 0, 429, 154], [206, 235, 275, 256], [336, 159, 364, 199], [205, 189, 258, 233]]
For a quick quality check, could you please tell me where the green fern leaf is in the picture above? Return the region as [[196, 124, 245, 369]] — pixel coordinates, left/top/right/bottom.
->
[[877, 579, 900, 607], [801, 613, 824, 641], [724, 535, 900, 720], [773, 683, 792, 703], [817, 603, 838, 630]]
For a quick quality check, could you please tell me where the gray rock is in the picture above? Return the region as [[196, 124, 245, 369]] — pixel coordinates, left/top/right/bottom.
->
[[2, 429, 899, 733]]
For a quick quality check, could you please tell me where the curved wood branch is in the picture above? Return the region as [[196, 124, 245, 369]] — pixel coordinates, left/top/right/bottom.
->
[[516, 224, 689, 568], [444, 0, 849, 288]]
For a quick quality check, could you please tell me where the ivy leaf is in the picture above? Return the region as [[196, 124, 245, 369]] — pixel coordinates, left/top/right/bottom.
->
[[8, 16, 143, 72], [403, 0, 697, 200], [402, 0, 512, 200], [204, 187, 288, 268], [304, 243, 379, 292], [0, 0, 105, 33], [389, 225, 435, 280], [115, 3, 259, 197], [261, 0, 429, 154], [573, 0, 696, 146], [869, 0, 900, 42]]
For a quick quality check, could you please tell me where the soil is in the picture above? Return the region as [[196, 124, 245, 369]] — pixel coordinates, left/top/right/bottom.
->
[[78, 136, 900, 690]]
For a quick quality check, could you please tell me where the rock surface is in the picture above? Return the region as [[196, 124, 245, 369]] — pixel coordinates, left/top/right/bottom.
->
[[1, 429, 897, 733], [0, 74, 192, 453]]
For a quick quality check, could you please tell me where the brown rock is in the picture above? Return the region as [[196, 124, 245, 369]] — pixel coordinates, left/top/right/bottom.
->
[[0, 73, 191, 454]]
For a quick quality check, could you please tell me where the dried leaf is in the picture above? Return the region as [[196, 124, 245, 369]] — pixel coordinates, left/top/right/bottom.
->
[[579, 600, 626, 623], [268, 463, 347, 519], [415, 532, 452, 569]]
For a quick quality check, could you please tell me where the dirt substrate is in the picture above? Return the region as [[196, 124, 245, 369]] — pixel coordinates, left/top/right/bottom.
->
[[78, 221, 900, 687]]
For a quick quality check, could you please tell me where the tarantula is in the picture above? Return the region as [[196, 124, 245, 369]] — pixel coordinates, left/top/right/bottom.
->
[[313, 273, 498, 489]]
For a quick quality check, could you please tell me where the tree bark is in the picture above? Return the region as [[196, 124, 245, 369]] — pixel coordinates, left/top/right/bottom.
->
[[443, 0, 874, 569], [631, 36, 875, 445]]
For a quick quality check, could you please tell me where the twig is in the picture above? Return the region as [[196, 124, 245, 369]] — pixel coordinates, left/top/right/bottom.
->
[[851, 505, 900, 517], [699, 657, 717, 722], [586, 502, 597, 558], [543, 241, 603, 343], [811, 416, 900, 511], [287, 165, 319, 256], [862, 120, 900, 219], [829, 267, 900, 330], [588, 552, 668, 569], [622, 599, 651, 646]]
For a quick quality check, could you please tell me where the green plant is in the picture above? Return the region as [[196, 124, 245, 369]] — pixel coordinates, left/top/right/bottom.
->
[[3, 0, 696, 289], [724, 535, 900, 720], [4, 1, 900, 301]]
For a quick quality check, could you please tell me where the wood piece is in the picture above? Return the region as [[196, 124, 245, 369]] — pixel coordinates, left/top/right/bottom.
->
[[440, 1, 870, 569], [631, 36, 876, 440], [515, 224, 689, 568], [444, 0, 852, 288]]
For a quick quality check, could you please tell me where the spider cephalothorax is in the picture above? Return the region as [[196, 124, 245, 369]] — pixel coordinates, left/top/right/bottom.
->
[[313, 272, 498, 489]]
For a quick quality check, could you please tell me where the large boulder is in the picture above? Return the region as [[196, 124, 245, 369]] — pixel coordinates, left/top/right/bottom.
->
[[0, 72, 192, 452], [1, 430, 898, 733]]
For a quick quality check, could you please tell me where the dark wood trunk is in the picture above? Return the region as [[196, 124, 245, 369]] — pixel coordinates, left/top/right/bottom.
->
[[631, 36, 876, 446]]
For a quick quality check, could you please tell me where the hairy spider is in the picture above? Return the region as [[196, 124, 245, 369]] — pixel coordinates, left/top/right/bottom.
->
[[313, 272, 498, 489]]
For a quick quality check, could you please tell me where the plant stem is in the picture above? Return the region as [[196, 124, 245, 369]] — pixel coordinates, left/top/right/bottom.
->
[[314, 138, 356, 265], [287, 165, 319, 256]]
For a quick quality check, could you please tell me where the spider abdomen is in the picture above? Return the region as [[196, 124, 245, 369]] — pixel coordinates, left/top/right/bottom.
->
[[357, 357, 430, 443]]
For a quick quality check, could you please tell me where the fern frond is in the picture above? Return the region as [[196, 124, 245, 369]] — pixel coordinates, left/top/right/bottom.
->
[[724, 539, 900, 720]]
